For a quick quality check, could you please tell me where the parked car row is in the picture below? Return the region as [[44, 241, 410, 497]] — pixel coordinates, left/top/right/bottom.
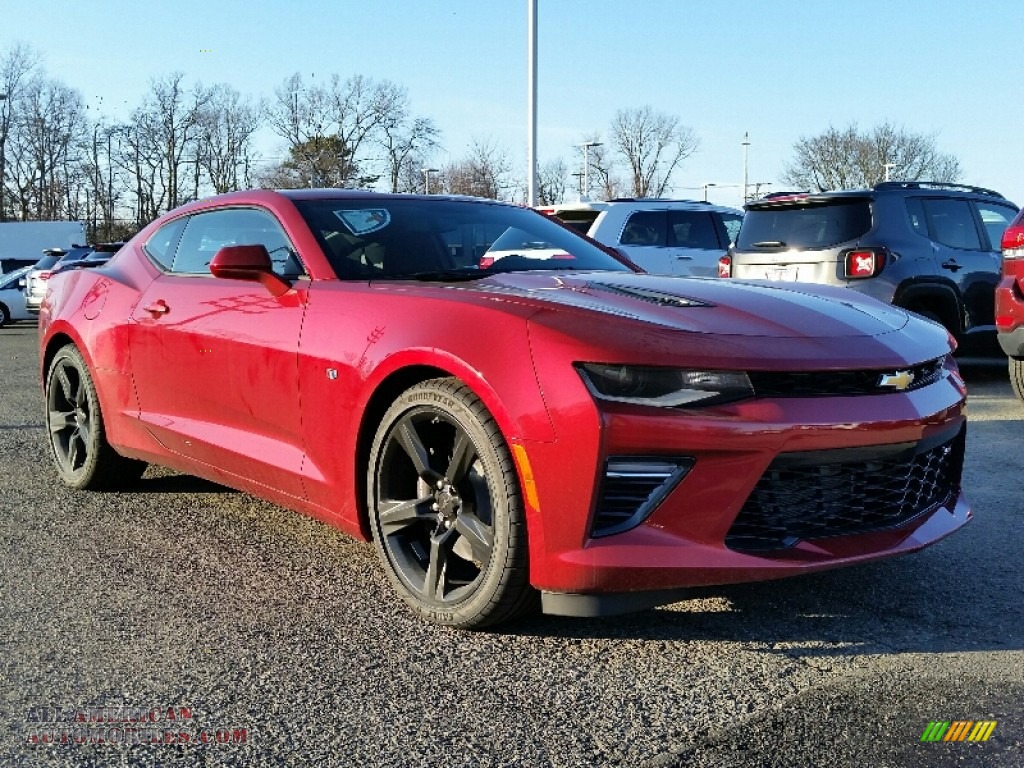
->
[[542, 182, 1020, 383], [22, 242, 125, 316]]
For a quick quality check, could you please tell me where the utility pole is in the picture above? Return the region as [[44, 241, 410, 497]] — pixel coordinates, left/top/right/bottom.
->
[[526, 0, 538, 206], [742, 132, 750, 203]]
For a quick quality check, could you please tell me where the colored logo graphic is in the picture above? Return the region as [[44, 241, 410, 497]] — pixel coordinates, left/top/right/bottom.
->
[[920, 721, 997, 742]]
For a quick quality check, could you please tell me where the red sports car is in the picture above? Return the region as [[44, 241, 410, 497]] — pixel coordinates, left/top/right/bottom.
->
[[39, 190, 971, 628]]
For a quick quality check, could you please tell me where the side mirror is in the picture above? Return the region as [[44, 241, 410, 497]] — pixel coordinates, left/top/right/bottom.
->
[[209, 245, 290, 297]]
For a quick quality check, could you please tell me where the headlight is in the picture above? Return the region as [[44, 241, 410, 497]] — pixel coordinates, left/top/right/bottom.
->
[[577, 364, 754, 407]]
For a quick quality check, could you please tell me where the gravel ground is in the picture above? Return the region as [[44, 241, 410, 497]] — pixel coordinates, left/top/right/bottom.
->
[[1, 324, 1021, 768]]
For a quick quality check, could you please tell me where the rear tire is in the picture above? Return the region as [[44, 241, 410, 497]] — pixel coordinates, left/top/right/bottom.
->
[[45, 344, 147, 490], [1011, 358, 1024, 404], [367, 377, 537, 629], [0, 303, 9, 328]]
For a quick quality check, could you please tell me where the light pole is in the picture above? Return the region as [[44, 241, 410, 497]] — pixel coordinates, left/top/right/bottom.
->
[[742, 132, 750, 203], [421, 167, 439, 194], [703, 182, 717, 202], [526, 0, 538, 206], [580, 141, 602, 200], [883, 163, 899, 182]]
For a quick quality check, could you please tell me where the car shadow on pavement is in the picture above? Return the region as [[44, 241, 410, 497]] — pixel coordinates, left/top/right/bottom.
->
[[131, 470, 237, 495]]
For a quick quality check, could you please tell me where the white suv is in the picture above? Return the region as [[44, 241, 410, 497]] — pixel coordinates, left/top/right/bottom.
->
[[538, 199, 743, 277]]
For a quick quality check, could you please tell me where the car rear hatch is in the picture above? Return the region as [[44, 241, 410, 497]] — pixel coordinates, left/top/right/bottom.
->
[[731, 195, 873, 283]]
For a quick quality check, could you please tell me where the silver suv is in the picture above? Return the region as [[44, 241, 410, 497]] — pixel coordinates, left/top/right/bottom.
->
[[725, 182, 1019, 348], [539, 199, 743, 277]]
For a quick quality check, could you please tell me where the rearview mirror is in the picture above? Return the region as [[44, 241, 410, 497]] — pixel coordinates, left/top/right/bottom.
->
[[209, 245, 290, 297]]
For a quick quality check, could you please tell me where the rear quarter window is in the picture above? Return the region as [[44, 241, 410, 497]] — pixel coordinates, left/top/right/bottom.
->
[[737, 200, 871, 250]]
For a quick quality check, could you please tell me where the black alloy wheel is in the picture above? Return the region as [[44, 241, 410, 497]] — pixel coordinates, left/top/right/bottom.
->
[[368, 378, 535, 628], [45, 345, 146, 489]]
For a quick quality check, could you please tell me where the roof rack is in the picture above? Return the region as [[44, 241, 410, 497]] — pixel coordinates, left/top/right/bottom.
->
[[873, 181, 1005, 198]]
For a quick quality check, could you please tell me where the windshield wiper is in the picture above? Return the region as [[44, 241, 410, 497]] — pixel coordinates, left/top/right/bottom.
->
[[402, 268, 492, 282], [751, 240, 787, 248]]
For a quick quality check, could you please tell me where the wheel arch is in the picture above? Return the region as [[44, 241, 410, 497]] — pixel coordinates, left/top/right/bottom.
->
[[892, 279, 964, 337]]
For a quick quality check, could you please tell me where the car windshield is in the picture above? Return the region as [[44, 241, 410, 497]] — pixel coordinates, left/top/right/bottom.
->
[[737, 200, 872, 250], [294, 198, 632, 280]]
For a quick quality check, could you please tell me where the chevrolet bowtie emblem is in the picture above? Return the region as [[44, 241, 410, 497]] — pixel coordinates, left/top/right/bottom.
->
[[878, 369, 916, 390]]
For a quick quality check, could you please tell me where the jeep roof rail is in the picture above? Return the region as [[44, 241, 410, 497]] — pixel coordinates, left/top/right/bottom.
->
[[873, 181, 1005, 198], [607, 197, 711, 205]]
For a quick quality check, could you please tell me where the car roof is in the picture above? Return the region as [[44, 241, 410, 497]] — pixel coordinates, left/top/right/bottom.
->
[[540, 198, 743, 215], [746, 181, 1009, 210]]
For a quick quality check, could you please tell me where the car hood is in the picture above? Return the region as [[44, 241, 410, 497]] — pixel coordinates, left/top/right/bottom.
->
[[455, 271, 910, 339]]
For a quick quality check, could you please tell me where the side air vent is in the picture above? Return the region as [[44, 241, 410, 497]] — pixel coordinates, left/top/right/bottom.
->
[[591, 283, 712, 308], [592, 457, 695, 537]]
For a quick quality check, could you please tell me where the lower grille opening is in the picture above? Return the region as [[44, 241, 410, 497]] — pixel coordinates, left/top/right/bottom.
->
[[726, 425, 965, 553], [592, 457, 695, 537]]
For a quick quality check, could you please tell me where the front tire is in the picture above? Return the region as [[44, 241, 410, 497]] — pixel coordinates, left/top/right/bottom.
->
[[45, 345, 147, 489], [1011, 358, 1024, 404], [0, 302, 10, 328], [367, 378, 536, 629]]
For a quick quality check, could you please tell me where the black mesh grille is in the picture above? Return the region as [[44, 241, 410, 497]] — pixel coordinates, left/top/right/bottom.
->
[[748, 357, 945, 397], [592, 457, 694, 537], [726, 426, 965, 553]]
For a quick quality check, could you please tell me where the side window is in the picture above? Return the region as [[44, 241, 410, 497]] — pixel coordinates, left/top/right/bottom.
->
[[973, 203, 1018, 251], [718, 213, 743, 246], [668, 211, 719, 249], [144, 217, 187, 269], [905, 198, 928, 237], [922, 199, 982, 251], [619, 211, 667, 247], [171, 208, 304, 276]]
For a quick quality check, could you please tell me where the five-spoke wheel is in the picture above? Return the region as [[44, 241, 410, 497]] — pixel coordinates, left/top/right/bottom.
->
[[368, 378, 535, 628], [45, 345, 146, 489]]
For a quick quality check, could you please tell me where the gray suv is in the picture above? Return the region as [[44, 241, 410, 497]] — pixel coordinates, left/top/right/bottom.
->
[[725, 182, 1019, 349]]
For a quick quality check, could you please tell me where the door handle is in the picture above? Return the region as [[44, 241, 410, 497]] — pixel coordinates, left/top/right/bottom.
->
[[674, 254, 694, 260], [144, 300, 170, 316], [940, 260, 961, 272]]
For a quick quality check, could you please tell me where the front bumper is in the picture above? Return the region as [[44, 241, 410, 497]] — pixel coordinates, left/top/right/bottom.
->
[[518, 367, 970, 614]]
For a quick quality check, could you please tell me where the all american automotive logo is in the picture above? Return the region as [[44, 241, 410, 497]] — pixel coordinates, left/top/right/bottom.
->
[[920, 720, 997, 742]]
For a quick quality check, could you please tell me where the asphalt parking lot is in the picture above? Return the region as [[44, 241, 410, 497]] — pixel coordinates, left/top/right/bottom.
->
[[1, 322, 1021, 768]]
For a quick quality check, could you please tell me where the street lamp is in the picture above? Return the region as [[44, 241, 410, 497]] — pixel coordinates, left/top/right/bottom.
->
[[579, 141, 602, 200], [421, 167, 439, 194], [702, 182, 717, 202]]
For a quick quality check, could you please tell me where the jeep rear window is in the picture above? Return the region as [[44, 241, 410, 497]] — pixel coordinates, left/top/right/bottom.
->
[[737, 200, 871, 250]]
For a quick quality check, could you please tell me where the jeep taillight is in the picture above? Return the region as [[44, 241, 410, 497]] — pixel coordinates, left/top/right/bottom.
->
[[843, 248, 886, 279], [718, 255, 732, 278]]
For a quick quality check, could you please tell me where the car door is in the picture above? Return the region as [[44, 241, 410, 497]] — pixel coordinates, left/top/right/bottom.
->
[[127, 207, 310, 498], [614, 211, 673, 274], [920, 197, 1002, 330], [667, 209, 728, 277]]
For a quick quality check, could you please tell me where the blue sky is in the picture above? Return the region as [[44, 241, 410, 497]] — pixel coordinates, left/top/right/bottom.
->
[[3, 0, 1022, 208]]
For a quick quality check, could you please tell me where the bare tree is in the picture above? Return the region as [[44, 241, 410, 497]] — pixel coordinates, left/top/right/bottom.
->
[[6, 76, 87, 220], [442, 138, 512, 200], [783, 122, 962, 191], [376, 83, 440, 193], [267, 73, 403, 188], [609, 107, 699, 198], [117, 73, 209, 225], [535, 158, 568, 205], [0, 43, 39, 220], [198, 84, 262, 193]]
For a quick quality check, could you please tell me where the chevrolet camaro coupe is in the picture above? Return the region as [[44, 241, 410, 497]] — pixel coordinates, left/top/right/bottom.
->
[[39, 190, 971, 628]]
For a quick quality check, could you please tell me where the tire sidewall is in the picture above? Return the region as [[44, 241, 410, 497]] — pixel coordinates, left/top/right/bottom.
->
[[368, 381, 519, 626], [46, 346, 104, 489]]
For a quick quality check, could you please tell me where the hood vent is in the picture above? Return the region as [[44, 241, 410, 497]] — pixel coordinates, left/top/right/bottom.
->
[[590, 283, 712, 308]]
